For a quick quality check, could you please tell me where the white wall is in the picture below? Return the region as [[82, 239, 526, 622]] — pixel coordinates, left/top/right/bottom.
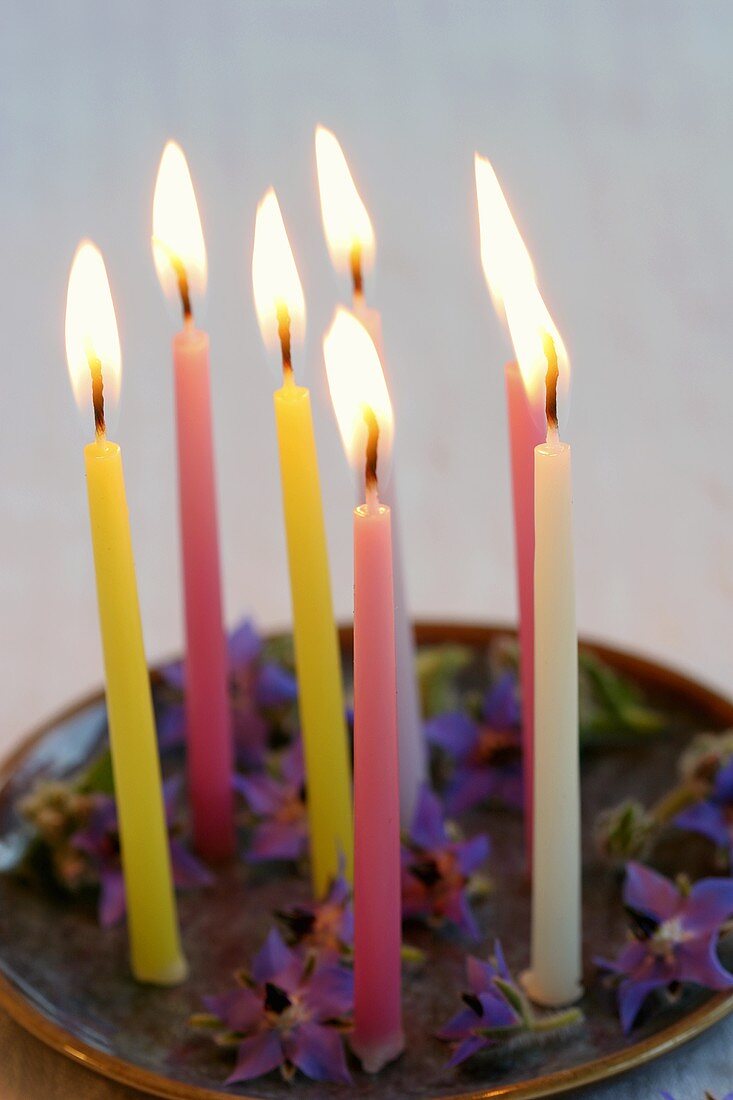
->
[[2, 0, 733, 752]]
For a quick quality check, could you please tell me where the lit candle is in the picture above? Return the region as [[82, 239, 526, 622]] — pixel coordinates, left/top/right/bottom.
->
[[476, 177, 582, 1005], [324, 308, 404, 1073], [315, 125, 425, 826], [152, 141, 234, 862], [475, 154, 547, 860], [65, 241, 186, 985], [252, 189, 353, 897]]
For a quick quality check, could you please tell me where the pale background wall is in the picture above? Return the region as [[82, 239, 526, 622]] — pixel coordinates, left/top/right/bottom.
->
[[2, 0, 733, 759]]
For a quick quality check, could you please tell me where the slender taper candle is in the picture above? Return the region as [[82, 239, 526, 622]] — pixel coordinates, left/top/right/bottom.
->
[[65, 241, 186, 985], [252, 189, 353, 897], [324, 308, 404, 1073], [525, 334, 581, 1006], [152, 141, 235, 862], [315, 125, 426, 826]]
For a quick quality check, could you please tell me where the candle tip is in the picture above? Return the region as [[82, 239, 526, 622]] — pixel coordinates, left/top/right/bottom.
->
[[87, 352, 106, 440], [363, 403, 380, 506], [542, 330, 560, 440], [276, 301, 294, 385], [350, 241, 364, 301], [152, 236, 193, 324]]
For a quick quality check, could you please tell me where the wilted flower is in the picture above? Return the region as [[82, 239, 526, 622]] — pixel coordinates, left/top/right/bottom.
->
[[675, 759, 733, 867], [401, 785, 490, 940], [276, 871, 353, 956], [438, 941, 582, 1067], [595, 799, 655, 864], [233, 743, 308, 864], [18, 780, 97, 888], [426, 673, 523, 815], [194, 928, 352, 1085], [71, 777, 213, 927], [596, 862, 733, 1033], [678, 731, 733, 786]]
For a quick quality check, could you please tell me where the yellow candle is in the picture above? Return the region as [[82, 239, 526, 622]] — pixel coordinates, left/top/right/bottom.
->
[[274, 379, 353, 893], [67, 241, 186, 985], [252, 189, 353, 896]]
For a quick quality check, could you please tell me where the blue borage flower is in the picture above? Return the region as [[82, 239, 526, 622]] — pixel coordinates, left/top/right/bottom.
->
[[276, 869, 353, 957], [196, 928, 353, 1086], [425, 673, 523, 815], [438, 941, 583, 1066], [596, 862, 733, 1033], [159, 618, 297, 768], [233, 742, 308, 863], [401, 785, 490, 940]]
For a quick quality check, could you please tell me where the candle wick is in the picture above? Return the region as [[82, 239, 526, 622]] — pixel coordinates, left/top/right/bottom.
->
[[153, 237, 193, 324], [363, 404, 380, 511], [542, 330, 560, 444], [87, 352, 106, 441], [350, 241, 364, 302], [276, 301, 294, 386]]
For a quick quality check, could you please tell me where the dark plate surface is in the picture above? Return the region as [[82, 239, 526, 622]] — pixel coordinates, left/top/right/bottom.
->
[[0, 623, 732, 1100]]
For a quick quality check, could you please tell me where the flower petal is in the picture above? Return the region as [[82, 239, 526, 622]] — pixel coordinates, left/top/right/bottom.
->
[[714, 758, 733, 803], [447, 1032, 489, 1067], [228, 619, 262, 668], [682, 877, 733, 935], [249, 821, 306, 862], [456, 833, 490, 876], [252, 929, 297, 985], [425, 712, 477, 760], [675, 801, 730, 851], [233, 772, 281, 816], [156, 704, 186, 751], [676, 935, 733, 990], [445, 768, 496, 815], [410, 785, 449, 849], [483, 673, 520, 729], [257, 663, 298, 708], [306, 964, 354, 1019], [288, 1022, 351, 1084], [170, 841, 215, 889], [226, 1030, 283, 1085], [437, 1007, 478, 1040], [98, 869, 126, 928], [203, 987, 262, 1032], [624, 862, 680, 922], [617, 977, 665, 1033]]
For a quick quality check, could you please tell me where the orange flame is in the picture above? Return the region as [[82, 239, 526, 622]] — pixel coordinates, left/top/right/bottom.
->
[[315, 126, 375, 276], [252, 189, 306, 352], [152, 141, 207, 306]]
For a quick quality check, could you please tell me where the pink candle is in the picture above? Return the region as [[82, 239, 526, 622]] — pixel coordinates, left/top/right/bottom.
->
[[153, 141, 234, 861], [323, 308, 404, 1073], [173, 327, 234, 861], [352, 494, 403, 1072], [505, 361, 544, 861]]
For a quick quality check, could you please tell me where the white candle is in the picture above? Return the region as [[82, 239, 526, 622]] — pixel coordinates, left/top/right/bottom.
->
[[316, 125, 426, 825], [524, 435, 582, 1007]]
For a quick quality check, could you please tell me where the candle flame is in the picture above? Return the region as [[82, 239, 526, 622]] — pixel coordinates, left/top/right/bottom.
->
[[65, 240, 121, 423], [152, 140, 207, 315], [475, 153, 570, 420], [315, 126, 375, 279], [252, 188, 306, 355], [323, 308, 393, 480]]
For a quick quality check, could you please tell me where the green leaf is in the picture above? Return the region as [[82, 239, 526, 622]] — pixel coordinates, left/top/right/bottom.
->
[[78, 750, 115, 795]]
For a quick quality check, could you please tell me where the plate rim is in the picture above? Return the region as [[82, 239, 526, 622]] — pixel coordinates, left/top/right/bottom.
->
[[1, 621, 732, 1100]]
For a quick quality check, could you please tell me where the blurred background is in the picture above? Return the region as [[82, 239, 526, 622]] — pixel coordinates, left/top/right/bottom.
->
[[2, 0, 733, 756]]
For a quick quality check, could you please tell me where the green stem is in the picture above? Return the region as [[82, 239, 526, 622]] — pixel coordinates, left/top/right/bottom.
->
[[650, 782, 701, 826], [531, 1006, 584, 1033]]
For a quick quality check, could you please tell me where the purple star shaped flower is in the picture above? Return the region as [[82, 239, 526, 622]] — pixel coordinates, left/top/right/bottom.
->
[[71, 777, 213, 927], [401, 785, 490, 940], [233, 742, 308, 863], [276, 870, 353, 957], [675, 758, 733, 865], [158, 618, 297, 768], [200, 928, 352, 1085], [425, 673, 523, 815], [596, 861, 733, 1032], [438, 941, 522, 1065]]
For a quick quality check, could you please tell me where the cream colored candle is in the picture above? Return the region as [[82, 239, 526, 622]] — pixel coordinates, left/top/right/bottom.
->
[[524, 437, 582, 1007]]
